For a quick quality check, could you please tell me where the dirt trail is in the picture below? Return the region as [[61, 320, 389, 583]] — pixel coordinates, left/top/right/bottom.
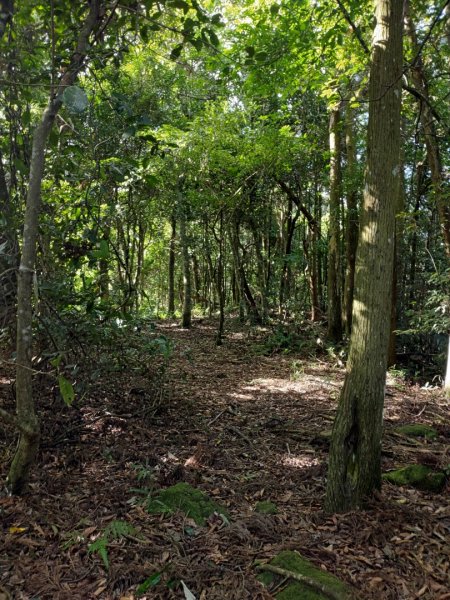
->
[[1, 318, 449, 599]]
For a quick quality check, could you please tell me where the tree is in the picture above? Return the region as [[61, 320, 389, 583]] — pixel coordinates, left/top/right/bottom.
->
[[6, 1, 106, 494], [325, 0, 403, 512], [327, 103, 343, 342]]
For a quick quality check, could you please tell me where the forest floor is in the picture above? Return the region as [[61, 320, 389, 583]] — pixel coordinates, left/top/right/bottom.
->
[[1, 318, 449, 600]]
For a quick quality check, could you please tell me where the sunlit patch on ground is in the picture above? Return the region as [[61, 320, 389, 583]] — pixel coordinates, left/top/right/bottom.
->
[[241, 376, 338, 396], [281, 453, 321, 469]]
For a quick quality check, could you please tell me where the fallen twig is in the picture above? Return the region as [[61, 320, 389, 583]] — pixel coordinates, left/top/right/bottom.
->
[[227, 425, 253, 446]]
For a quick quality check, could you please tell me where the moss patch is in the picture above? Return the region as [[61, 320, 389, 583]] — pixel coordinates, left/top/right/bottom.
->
[[147, 483, 227, 525], [255, 501, 278, 515], [394, 424, 438, 440], [257, 550, 352, 599], [383, 465, 446, 492]]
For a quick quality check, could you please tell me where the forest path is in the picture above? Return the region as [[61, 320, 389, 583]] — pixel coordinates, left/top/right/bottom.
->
[[1, 318, 449, 599]]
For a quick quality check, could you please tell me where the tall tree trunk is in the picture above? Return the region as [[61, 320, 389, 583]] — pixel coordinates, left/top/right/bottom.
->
[[0, 3, 17, 338], [388, 134, 406, 366], [0, 149, 18, 336], [279, 200, 299, 310], [6, 0, 104, 494], [405, 2, 450, 259], [168, 214, 176, 317], [327, 105, 343, 342], [179, 194, 192, 329], [216, 209, 225, 345], [343, 107, 359, 335], [325, 0, 403, 513], [249, 217, 269, 323]]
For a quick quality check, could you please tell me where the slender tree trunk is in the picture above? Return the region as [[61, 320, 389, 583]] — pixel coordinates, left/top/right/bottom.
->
[[6, 0, 103, 494], [388, 137, 406, 366], [168, 214, 176, 317], [0, 149, 18, 336], [249, 217, 269, 323], [179, 193, 191, 329], [405, 2, 450, 259], [192, 253, 202, 306], [216, 209, 225, 345], [0, 3, 17, 338], [279, 201, 299, 310], [327, 105, 343, 342], [343, 107, 359, 335], [325, 0, 403, 513]]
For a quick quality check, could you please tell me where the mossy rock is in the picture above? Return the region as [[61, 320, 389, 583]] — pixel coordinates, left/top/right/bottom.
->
[[147, 482, 227, 525], [257, 550, 352, 600], [255, 501, 278, 515], [383, 464, 446, 492], [394, 424, 438, 440]]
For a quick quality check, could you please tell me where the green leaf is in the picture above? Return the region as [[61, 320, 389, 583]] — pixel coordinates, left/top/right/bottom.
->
[[50, 354, 63, 368], [58, 375, 75, 407], [211, 13, 222, 25], [255, 51, 269, 62], [62, 86, 89, 114], [270, 4, 280, 15], [136, 573, 162, 596], [91, 239, 109, 259], [206, 28, 219, 47], [170, 44, 184, 61], [88, 538, 109, 570]]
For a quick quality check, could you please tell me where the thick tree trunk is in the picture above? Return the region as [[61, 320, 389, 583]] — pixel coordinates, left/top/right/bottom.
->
[[168, 214, 176, 317], [327, 106, 343, 342], [325, 0, 402, 513], [6, 0, 103, 494], [343, 107, 359, 335]]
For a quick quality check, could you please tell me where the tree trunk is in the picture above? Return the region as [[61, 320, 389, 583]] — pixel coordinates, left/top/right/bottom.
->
[[179, 193, 192, 329], [325, 0, 403, 513], [6, 0, 103, 494], [327, 106, 343, 343], [168, 214, 176, 317], [216, 210, 225, 345], [405, 2, 450, 260], [0, 149, 18, 337], [343, 107, 359, 335], [445, 335, 450, 396]]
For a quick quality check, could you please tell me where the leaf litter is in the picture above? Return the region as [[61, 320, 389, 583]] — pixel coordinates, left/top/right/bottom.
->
[[0, 318, 449, 599]]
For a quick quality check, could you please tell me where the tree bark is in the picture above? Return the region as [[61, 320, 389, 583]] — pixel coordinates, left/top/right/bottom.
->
[[325, 0, 403, 513], [168, 214, 176, 317], [343, 107, 359, 335], [327, 106, 343, 342], [6, 0, 104, 494], [405, 2, 450, 260], [179, 193, 192, 329]]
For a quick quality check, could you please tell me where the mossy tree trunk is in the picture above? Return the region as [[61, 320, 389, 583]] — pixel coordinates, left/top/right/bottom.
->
[[6, 0, 105, 494], [325, 0, 403, 513]]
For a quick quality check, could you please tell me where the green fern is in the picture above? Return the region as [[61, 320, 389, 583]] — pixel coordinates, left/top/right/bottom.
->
[[87, 520, 135, 570]]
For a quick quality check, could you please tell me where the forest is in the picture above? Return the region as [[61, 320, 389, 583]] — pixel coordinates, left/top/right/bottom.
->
[[0, 0, 449, 598]]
